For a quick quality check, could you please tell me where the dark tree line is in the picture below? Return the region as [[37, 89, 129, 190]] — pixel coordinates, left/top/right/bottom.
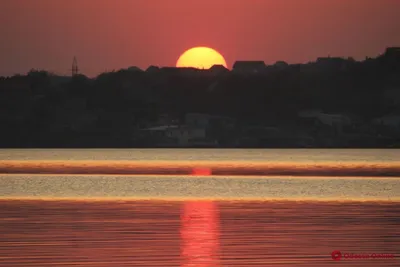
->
[[0, 52, 399, 147]]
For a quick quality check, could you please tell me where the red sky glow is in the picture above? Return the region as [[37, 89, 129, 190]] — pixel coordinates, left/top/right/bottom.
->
[[1, 0, 399, 76]]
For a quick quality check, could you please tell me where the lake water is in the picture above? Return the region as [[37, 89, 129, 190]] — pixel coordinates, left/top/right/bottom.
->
[[1, 148, 399, 162], [0, 149, 399, 266], [0, 200, 399, 267]]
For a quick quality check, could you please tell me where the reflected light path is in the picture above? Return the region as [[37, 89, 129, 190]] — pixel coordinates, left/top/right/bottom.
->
[[181, 201, 220, 267]]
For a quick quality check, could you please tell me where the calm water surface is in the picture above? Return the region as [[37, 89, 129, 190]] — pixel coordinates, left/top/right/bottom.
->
[[0, 148, 399, 162], [0, 200, 399, 266], [0, 149, 399, 266], [1, 149, 399, 201]]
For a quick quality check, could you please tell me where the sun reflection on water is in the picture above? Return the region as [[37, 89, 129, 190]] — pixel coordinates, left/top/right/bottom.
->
[[181, 201, 220, 267]]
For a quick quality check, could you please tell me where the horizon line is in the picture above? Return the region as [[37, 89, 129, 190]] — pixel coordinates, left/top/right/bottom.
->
[[1, 46, 398, 78]]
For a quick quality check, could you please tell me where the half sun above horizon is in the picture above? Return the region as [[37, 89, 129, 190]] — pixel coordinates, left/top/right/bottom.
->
[[176, 47, 228, 69]]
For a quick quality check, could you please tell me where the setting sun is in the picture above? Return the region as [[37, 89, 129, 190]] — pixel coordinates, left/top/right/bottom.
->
[[176, 47, 227, 69]]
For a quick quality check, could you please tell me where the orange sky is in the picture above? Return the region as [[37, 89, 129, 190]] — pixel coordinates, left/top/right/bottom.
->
[[1, 0, 399, 77]]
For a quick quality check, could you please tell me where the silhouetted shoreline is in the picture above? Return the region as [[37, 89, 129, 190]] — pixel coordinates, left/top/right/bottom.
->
[[1, 145, 400, 149], [0, 47, 399, 148]]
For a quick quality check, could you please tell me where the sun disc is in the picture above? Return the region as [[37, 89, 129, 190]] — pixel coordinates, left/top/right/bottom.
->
[[176, 47, 227, 69]]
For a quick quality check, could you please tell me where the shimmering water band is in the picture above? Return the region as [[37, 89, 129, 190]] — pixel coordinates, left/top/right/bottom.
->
[[0, 160, 400, 177]]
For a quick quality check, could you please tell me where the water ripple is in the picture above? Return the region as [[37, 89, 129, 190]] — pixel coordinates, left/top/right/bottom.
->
[[0, 200, 399, 266]]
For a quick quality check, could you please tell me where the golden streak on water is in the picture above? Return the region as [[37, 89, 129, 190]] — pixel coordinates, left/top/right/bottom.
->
[[1, 159, 400, 169], [2, 197, 400, 203], [0, 174, 399, 202]]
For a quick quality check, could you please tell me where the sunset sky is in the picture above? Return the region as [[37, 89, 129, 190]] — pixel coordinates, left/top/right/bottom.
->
[[1, 0, 399, 77]]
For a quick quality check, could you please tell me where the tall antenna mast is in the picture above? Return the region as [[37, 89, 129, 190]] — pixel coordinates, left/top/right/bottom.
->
[[71, 56, 79, 76]]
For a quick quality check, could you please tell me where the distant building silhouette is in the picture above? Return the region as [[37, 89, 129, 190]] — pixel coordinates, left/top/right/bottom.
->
[[232, 61, 266, 74], [385, 47, 400, 57], [185, 113, 236, 129], [373, 114, 400, 130], [315, 56, 352, 71], [71, 57, 79, 76], [274, 61, 289, 70], [209, 64, 229, 75]]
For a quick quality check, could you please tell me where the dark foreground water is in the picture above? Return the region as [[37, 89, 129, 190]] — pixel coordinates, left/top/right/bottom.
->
[[0, 200, 399, 266], [1, 149, 399, 266]]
